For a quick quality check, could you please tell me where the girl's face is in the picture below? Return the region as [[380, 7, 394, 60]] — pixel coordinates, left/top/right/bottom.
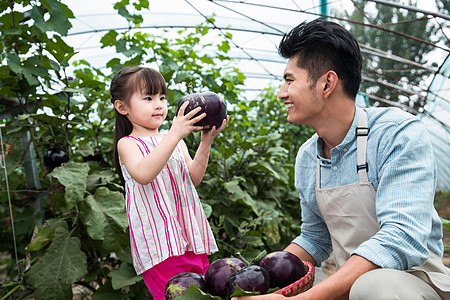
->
[[123, 89, 168, 134]]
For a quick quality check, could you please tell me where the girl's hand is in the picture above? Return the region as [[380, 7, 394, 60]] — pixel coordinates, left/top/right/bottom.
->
[[171, 101, 205, 139], [201, 115, 229, 143]]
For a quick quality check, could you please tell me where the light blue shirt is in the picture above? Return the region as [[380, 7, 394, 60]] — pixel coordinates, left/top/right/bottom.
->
[[292, 106, 444, 270]]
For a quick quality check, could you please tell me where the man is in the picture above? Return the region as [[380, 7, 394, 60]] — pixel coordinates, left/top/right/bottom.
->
[[236, 19, 450, 300]]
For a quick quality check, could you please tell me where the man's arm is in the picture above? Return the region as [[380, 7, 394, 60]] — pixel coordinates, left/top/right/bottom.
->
[[285, 244, 379, 299], [284, 243, 316, 266], [297, 254, 379, 300]]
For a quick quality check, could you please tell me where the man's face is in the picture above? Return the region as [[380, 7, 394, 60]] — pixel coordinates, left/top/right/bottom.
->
[[278, 56, 322, 126]]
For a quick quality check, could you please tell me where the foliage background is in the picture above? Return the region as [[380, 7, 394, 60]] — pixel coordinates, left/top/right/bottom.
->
[[0, 0, 448, 299]]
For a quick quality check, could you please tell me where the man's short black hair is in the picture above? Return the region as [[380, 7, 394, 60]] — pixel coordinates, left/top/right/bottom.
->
[[278, 18, 362, 99]]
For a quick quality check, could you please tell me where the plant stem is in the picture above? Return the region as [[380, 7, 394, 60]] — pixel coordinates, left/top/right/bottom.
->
[[1, 284, 20, 300], [235, 252, 250, 266]]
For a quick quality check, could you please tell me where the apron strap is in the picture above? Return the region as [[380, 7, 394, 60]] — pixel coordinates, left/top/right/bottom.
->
[[316, 157, 321, 188], [316, 107, 370, 188], [356, 107, 369, 182]]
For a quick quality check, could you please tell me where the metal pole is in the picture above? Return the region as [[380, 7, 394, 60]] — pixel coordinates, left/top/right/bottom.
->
[[366, 0, 450, 21], [20, 131, 45, 225], [1, 124, 21, 277], [320, 0, 328, 19]]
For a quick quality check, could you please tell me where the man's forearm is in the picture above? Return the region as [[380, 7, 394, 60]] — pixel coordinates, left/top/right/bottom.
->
[[299, 254, 379, 300]]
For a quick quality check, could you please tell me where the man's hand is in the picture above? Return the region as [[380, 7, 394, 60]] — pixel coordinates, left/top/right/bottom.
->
[[232, 294, 286, 300]]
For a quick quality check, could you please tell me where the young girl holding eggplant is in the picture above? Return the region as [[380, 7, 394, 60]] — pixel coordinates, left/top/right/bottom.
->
[[110, 66, 228, 299]]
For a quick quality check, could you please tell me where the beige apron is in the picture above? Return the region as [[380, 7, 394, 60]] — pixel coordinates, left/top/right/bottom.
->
[[315, 107, 450, 297]]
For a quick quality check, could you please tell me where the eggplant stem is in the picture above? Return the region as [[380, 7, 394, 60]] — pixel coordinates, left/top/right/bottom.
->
[[235, 252, 250, 266]]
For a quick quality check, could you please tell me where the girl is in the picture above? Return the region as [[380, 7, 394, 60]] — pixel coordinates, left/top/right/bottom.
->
[[110, 66, 228, 299]]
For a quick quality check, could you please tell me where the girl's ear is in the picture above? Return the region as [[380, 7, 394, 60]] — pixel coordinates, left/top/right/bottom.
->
[[114, 100, 128, 115]]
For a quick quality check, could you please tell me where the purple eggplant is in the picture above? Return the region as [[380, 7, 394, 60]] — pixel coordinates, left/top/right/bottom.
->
[[258, 251, 306, 289], [205, 257, 246, 298], [164, 272, 207, 300], [224, 265, 271, 298], [176, 90, 227, 130]]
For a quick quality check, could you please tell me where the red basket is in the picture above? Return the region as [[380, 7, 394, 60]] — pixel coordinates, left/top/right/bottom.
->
[[271, 261, 315, 297]]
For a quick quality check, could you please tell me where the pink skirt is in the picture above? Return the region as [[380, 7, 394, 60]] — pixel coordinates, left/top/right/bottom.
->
[[142, 251, 210, 300]]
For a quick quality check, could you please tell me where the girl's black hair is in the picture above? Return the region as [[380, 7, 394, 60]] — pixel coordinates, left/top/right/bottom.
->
[[110, 66, 167, 184], [278, 18, 362, 99]]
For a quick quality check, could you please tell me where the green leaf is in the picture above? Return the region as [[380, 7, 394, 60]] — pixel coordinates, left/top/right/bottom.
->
[[218, 144, 235, 159], [250, 136, 268, 144], [133, 0, 150, 10], [113, 0, 129, 9], [218, 41, 230, 53], [229, 285, 261, 298], [29, 113, 65, 127], [50, 162, 90, 209], [2, 28, 22, 35], [117, 6, 129, 18], [41, 0, 72, 35], [106, 57, 121, 68], [248, 160, 283, 180], [26, 219, 69, 251], [102, 218, 130, 252], [224, 180, 261, 215], [30, 5, 50, 33], [25, 227, 88, 300], [202, 203, 212, 218], [100, 30, 119, 48], [24, 56, 50, 82], [81, 187, 127, 241], [6, 52, 22, 74], [110, 262, 142, 289], [92, 279, 122, 300], [251, 249, 268, 265], [76, 144, 95, 157], [241, 235, 264, 247], [45, 35, 76, 63], [172, 284, 222, 299], [86, 170, 118, 190]]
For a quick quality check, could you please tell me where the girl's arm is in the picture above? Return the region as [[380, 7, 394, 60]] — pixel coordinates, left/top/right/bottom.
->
[[182, 116, 229, 186], [118, 103, 204, 185]]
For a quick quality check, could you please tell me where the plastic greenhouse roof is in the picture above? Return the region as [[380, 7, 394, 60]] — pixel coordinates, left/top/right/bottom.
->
[[62, 0, 450, 190], [422, 55, 450, 191]]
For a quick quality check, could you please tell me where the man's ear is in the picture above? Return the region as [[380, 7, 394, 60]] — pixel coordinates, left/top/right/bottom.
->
[[322, 71, 338, 98], [114, 100, 128, 115]]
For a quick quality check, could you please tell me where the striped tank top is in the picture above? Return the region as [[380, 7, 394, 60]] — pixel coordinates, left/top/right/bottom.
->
[[120, 136, 218, 275]]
